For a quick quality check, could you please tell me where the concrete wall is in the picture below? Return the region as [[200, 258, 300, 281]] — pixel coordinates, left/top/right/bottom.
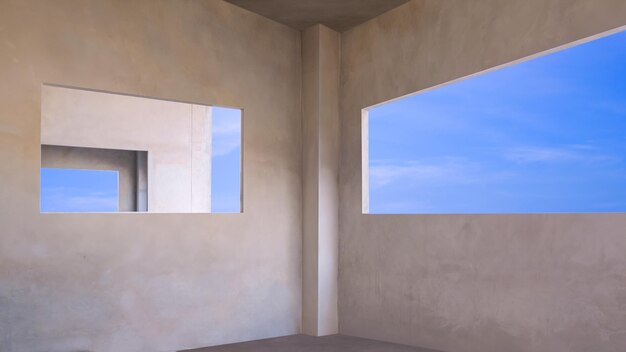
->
[[0, 0, 301, 351], [339, 1, 626, 352], [41, 85, 213, 213]]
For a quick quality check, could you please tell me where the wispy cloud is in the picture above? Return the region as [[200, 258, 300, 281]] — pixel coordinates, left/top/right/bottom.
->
[[41, 187, 118, 212], [503, 145, 619, 163], [213, 116, 240, 135], [369, 158, 481, 189], [504, 146, 581, 163], [371, 200, 437, 213], [212, 110, 241, 157], [591, 100, 626, 116]]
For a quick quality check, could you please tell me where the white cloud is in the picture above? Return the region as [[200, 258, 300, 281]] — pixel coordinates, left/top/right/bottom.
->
[[370, 164, 445, 188], [65, 193, 118, 210], [212, 117, 240, 135], [504, 145, 618, 163], [212, 137, 240, 157], [212, 117, 241, 157], [592, 100, 626, 116], [41, 187, 118, 212], [369, 159, 480, 189], [504, 147, 580, 163]]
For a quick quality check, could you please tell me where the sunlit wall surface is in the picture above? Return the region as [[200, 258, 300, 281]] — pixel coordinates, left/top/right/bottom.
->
[[211, 107, 242, 213], [367, 30, 626, 214], [40, 168, 119, 212]]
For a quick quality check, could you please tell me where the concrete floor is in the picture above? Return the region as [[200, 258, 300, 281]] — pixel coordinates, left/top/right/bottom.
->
[[180, 334, 442, 352]]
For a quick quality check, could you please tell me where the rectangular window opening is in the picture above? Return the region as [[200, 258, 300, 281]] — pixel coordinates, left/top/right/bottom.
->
[[363, 29, 626, 214], [211, 106, 243, 213]]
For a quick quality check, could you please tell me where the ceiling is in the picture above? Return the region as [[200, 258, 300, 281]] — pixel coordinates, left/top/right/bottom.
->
[[224, 0, 411, 32]]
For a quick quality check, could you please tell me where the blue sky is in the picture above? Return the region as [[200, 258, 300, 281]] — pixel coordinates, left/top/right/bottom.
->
[[211, 106, 242, 213], [40, 106, 241, 213], [368, 29, 626, 214], [40, 168, 119, 212]]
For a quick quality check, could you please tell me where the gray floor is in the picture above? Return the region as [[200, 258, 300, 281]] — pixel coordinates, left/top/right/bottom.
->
[[180, 334, 442, 352]]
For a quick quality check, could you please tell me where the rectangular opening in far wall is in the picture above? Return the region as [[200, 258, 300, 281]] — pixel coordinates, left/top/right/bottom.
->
[[363, 29, 626, 214]]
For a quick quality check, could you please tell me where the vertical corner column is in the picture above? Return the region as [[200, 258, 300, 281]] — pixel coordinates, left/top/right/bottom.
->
[[302, 24, 341, 336]]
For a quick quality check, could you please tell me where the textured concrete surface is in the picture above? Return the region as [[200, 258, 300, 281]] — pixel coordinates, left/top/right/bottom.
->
[[301, 25, 340, 336], [0, 0, 301, 351], [224, 0, 410, 32], [181, 334, 442, 352], [339, 1, 626, 352]]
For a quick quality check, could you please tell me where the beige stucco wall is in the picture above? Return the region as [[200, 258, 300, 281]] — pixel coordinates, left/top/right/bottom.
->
[[0, 0, 301, 351], [339, 1, 626, 352]]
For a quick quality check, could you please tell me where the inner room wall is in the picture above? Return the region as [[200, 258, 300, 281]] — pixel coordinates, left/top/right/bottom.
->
[[41, 85, 213, 213], [339, 1, 626, 352], [0, 1, 302, 351]]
